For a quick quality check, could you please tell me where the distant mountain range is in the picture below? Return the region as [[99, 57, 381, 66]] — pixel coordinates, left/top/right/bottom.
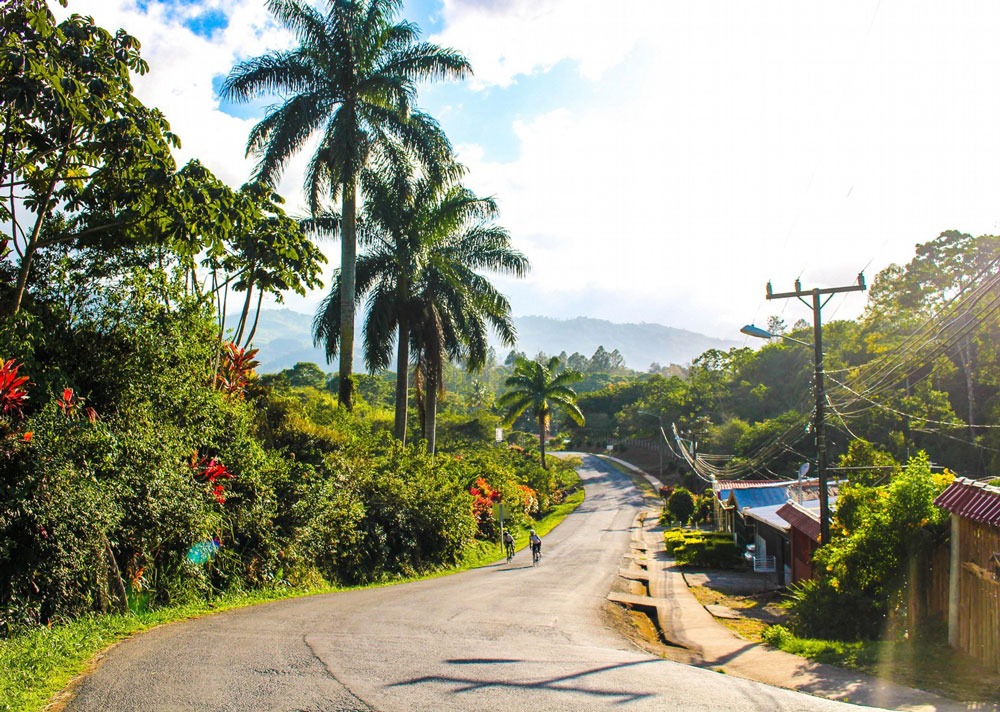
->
[[235, 309, 739, 374]]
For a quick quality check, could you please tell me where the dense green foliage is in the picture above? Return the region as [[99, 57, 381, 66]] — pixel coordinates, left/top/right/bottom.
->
[[0, 2, 563, 642], [664, 487, 696, 524], [785, 453, 953, 641], [0, 279, 578, 633]]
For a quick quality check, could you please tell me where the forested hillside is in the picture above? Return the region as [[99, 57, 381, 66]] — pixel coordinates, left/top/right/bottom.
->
[[237, 309, 735, 374]]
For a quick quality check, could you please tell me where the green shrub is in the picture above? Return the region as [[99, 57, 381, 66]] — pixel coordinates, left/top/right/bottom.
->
[[761, 624, 793, 648], [666, 487, 696, 524], [785, 578, 882, 641], [662, 528, 742, 568]]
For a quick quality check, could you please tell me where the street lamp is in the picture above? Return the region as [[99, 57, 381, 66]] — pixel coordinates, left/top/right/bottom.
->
[[637, 410, 665, 480], [740, 324, 811, 347], [740, 272, 866, 545]]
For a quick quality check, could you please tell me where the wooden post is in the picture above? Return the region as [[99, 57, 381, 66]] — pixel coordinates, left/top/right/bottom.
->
[[948, 513, 960, 647]]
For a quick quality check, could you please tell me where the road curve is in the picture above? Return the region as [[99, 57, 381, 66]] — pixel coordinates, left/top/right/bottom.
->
[[66, 454, 862, 711]]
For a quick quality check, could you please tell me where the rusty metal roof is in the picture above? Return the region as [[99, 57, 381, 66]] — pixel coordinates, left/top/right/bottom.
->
[[714, 479, 790, 491], [935, 477, 1000, 526], [777, 501, 821, 542]]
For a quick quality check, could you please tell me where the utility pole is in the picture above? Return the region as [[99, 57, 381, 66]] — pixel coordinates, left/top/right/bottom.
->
[[765, 274, 866, 544]]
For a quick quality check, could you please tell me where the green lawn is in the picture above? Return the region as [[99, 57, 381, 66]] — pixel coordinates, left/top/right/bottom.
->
[[0, 477, 585, 712]]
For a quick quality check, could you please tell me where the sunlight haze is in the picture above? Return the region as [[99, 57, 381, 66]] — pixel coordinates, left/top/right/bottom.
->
[[53, 0, 1000, 338]]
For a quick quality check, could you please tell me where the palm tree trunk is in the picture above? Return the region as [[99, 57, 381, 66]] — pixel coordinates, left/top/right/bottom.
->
[[338, 181, 357, 410], [234, 281, 254, 345], [425, 370, 438, 455], [244, 289, 265, 348], [394, 320, 409, 443], [538, 413, 547, 470]]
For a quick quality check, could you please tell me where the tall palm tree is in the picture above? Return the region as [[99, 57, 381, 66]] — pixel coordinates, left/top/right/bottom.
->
[[221, 0, 471, 410], [497, 356, 585, 469], [314, 168, 528, 449]]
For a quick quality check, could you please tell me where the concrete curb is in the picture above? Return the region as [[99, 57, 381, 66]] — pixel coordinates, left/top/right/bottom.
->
[[609, 510, 984, 711]]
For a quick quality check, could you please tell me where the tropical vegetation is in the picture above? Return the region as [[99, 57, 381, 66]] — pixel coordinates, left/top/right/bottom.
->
[[497, 355, 585, 469], [0, 0, 574, 650], [222, 0, 471, 410], [312, 166, 528, 451]]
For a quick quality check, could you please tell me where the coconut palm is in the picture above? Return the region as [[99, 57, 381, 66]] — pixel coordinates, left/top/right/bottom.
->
[[314, 168, 528, 450], [497, 356, 585, 469], [221, 0, 471, 410]]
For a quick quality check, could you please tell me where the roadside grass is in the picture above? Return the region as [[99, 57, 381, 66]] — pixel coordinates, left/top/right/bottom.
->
[[597, 455, 660, 501], [688, 584, 784, 642], [689, 579, 1000, 703], [0, 586, 335, 712], [1, 472, 585, 712], [459, 486, 585, 570], [764, 629, 1000, 703]]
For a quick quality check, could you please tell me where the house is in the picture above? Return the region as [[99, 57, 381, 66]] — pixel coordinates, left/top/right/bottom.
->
[[934, 477, 1000, 672], [712, 478, 842, 586], [776, 499, 827, 583], [742, 503, 791, 585], [713, 479, 791, 542]]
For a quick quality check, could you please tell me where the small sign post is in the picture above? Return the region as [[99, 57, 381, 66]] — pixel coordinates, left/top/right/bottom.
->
[[493, 501, 510, 556]]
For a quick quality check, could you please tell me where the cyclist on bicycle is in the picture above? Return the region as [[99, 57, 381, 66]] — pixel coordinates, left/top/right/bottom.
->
[[503, 529, 515, 561], [529, 529, 542, 562]]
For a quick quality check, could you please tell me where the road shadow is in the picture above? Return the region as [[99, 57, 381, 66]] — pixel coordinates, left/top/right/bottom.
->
[[390, 657, 661, 704]]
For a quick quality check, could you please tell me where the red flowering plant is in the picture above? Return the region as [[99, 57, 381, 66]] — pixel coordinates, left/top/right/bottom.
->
[[518, 484, 540, 518], [189, 453, 235, 504], [469, 476, 502, 535], [0, 358, 31, 443], [56, 388, 98, 423], [215, 342, 259, 399]]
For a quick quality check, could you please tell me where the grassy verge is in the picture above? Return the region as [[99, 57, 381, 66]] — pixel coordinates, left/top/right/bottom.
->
[[0, 585, 335, 712], [763, 625, 1000, 702], [460, 482, 585, 570], [1, 473, 586, 712], [597, 455, 660, 500]]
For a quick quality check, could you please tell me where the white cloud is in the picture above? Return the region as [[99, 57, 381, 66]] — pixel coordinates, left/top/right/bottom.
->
[[437, 1, 1000, 335], [46, 1, 1000, 338]]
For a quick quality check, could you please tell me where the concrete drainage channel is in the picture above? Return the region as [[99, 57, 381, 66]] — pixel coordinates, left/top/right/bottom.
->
[[607, 512, 694, 657]]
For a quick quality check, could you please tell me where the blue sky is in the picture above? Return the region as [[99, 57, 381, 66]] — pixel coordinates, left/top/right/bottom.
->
[[54, 1, 1000, 340]]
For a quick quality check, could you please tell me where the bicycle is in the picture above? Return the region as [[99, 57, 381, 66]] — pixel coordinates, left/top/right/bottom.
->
[[504, 541, 515, 564], [531, 543, 541, 565]]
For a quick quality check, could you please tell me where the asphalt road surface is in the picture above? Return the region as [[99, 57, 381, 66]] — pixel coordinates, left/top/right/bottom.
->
[[66, 454, 863, 711]]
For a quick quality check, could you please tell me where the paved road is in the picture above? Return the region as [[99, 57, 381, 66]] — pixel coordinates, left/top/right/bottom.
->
[[67, 455, 863, 711]]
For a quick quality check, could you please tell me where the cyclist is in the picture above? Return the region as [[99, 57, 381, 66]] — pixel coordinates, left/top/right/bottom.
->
[[502, 529, 515, 562], [529, 529, 542, 564]]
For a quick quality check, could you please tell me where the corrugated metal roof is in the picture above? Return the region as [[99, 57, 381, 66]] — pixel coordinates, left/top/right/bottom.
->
[[730, 485, 791, 510], [743, 503, 791, 532], [777, 502, 821, 542], [715, 479, 791, 491], [935, 477, 1000, 526]]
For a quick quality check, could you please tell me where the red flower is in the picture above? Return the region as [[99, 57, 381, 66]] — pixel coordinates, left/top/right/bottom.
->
[[190, 454, 235, 504], [0, 359, 30, 420], [22, 431, 32, 442], [215, 343, 260, 399]]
